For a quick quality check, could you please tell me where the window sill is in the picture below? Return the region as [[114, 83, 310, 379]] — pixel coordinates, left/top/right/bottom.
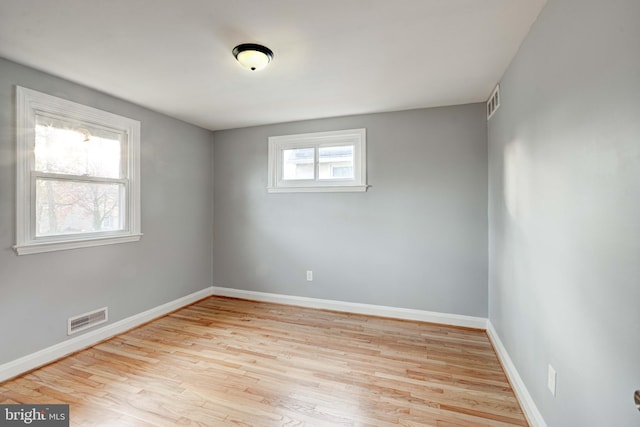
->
[[14, 233, 143, 255], [267, 185, 369, 193]]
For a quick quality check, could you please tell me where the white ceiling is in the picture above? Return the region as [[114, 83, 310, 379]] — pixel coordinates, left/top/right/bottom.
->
[[0, 0, 546, 131]]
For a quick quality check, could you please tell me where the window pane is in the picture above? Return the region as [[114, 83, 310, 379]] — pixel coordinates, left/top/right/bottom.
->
[[35, 114, 123, 179], [319, 145, 354, 180], [283, 148, 314, 180], [35, 179, 124, 236]]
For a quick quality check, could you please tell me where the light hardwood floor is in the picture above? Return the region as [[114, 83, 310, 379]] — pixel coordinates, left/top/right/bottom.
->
[[0, 296, 528, 426]]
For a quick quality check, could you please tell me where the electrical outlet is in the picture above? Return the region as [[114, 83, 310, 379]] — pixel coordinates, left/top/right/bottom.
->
[[306, 270, 313, 281], [547, 364, 557, 396]]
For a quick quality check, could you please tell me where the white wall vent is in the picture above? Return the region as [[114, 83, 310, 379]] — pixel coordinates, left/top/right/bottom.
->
[[487, 84, 500, 120], [68, 307, 108, 335]]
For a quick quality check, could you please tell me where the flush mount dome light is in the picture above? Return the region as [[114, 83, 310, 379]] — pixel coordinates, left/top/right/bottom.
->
[[232, 43, 274, 71]]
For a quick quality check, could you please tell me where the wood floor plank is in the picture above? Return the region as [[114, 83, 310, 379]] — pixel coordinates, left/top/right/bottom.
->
[[0, 296, 528, 426]]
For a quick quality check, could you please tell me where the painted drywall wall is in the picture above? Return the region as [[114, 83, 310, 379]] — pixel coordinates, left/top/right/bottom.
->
[[213, 104, 488, 317], [0, 58, 213, 365], [488, 0, 640, 425]]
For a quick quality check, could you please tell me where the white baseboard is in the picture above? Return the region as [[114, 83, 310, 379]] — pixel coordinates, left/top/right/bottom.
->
[[211, 286, 487, 329], [2, 285, 544, 427], [486, 321, 547, 427], [0, 286, 214, 383]]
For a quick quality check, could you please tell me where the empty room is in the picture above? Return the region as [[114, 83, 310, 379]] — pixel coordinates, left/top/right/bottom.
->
[[0, 0, 638, 426]]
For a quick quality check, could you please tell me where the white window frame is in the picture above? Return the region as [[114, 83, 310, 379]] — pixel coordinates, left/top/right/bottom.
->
[[267, 128, 367, 193], [14, 86, 142, 255]]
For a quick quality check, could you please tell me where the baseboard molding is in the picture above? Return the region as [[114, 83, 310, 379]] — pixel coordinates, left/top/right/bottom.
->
[[0, 286, 214, 383], [211, 286, 487, 329], [486, 321, 547, 427], [2, 285, 544, 427]]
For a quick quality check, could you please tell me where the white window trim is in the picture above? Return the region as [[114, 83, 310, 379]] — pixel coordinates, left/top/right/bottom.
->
[[267, 128, 368, 193], [14, 86, 142, 255]]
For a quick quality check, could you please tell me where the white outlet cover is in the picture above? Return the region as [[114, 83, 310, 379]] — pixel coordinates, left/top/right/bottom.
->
[[306, 270, 313, 281], [547, 364, 557, 396]]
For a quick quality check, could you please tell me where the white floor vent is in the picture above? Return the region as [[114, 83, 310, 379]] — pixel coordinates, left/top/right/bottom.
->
[[487, 84, 500, 120], [68, 307, 108, 335]]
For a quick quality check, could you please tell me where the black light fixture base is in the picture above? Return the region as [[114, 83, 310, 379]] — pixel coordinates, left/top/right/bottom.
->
[[232, 43, 274, 69]]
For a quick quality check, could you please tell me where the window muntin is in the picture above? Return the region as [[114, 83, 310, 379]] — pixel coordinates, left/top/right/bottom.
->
[[15, 86, 141, 255], [267, 128, 367, 193]]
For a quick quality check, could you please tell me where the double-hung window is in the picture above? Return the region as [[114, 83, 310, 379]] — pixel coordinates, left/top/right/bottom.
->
[[15, 86, 141, 255], [267, 128, 367, 192]]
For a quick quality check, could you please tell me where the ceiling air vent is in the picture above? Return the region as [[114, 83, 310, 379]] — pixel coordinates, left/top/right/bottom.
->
[[487, 84, 500, 120], [68, 307, 108, 335]]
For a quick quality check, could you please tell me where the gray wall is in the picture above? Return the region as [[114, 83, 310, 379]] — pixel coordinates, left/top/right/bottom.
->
[[488, 0, 640, 425], [213, 105, 488, 317], [0, 58, 213, 365]]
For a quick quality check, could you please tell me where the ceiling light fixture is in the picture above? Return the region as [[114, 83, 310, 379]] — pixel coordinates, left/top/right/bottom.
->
[[232, 43, 274, 71]]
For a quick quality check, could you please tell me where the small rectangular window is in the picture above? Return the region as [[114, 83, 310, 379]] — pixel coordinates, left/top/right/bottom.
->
[[319, 145, 354, 180], [15, 86, 141, 255], [35, 180, 124, 236], [267, 128, 367, 193], [283, 147, 315, 180]]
